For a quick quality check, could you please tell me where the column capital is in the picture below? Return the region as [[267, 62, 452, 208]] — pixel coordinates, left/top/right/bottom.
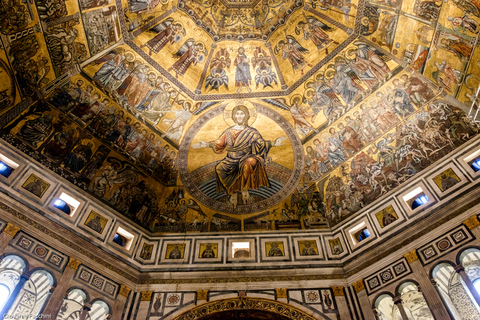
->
[[353, 279, 365, 293], [454, 264, 465, 273], [275, 288, 287, 298], [331, 286, 344, 296], [67, 257, 82, 270], [404, 249, 418, 263], [463, 215, 480, 230], [119, 285, 131, 298], [197, 290, 208, 301], [3, 223, 20, 238], [140, 291, 153, 301]]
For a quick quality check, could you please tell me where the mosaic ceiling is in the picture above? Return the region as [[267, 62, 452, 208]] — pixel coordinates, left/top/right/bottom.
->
[[0, 0, 479, 234]]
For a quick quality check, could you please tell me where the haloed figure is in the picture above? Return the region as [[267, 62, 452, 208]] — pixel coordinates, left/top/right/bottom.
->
[[194, 105, 286, 207]]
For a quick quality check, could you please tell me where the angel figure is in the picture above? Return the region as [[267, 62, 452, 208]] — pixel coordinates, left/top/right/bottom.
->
[[325, 57, 363, 107], [306, 75, 344, 124], [92, 158, 138, 199], [274, 35, 312, 75], [161, 100, 193, 141], [205, 48, 231, 91], [290, 95, 316, 137], [142, 18, 185, 56], [448, 14, 479, 34], [295, 16, 337, 52], [432, 60, 461, 93], [168, 39, 207, 78], [251, 47, 277, 89]]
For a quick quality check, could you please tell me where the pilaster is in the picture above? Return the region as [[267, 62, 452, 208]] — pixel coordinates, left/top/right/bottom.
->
[[42, 257, 82, 319], [352, 279, 375, 319], [331, 286, 351, 320], [403, 250, 450, 318]]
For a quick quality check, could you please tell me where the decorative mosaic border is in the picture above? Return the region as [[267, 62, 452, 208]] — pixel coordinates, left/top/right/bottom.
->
[[417, 225, 473, 265], [364, 257, 411, 295], [75, 265, 119, 299], [11, 231, 69, 272]]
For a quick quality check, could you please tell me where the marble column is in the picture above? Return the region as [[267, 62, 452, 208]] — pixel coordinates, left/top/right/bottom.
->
[[42, 257, 82, 319], [0, 223, 20, 253], [134, 291, 153, 320], [404, 250, 450, 318], [393, 296, 409, 320], [110, 285, 131, 320], [331, 286, 351, 320], [1, 272, 29, 316], [79, 303, 91, 320], [463, 215, 480, 239], [455, 264, 480, 307], [352, 279, 375, 319]]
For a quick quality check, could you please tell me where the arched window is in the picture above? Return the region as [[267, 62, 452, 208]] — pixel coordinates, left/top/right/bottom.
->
[[432, 262, 480, 319], [374, 294, 402, 320], [397, 282, 434, 320], [8, 269, 54, 320], [0, 255, 26, 310], [88, 300, 110, 320], [0, 284, 10, 310], [459, 248, 480, 284], [56, 288, 88, 320]]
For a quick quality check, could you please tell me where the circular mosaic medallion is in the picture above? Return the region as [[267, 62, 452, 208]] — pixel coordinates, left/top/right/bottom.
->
[[34, 246, 47, 257], [437, 239, 451, 251], [178, 102, 303, 214], [306, 291, 319, 302], [167, 294, 180, 305]]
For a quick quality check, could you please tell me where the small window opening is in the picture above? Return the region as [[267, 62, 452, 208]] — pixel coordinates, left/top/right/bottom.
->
[[113, 227, 134, 250], [0, 154, 18, 178], [232, 242, 250, 258], [411, 194, 429, 210], [470, 158, 480, 172], [357, 228, 371, 241], [113, 234, 126, 247], [0, 162, 13, 178], [53, 193, 80, 216], [54, 199, 70, 214], [348, 221, 371, 245]]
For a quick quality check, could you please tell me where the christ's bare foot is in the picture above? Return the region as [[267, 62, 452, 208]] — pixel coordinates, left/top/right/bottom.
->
[[228, 193, 238, 209], [241, 190, 253, 204]]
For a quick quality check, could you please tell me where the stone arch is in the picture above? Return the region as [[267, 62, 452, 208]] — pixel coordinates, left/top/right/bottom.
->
[[172, 297, 330, 320]]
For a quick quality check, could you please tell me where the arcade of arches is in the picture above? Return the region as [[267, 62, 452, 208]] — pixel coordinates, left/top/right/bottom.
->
[[0, 0, 480, 317]]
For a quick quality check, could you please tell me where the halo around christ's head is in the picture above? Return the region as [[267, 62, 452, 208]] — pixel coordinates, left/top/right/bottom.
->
[[224, 100, 257, 127]]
